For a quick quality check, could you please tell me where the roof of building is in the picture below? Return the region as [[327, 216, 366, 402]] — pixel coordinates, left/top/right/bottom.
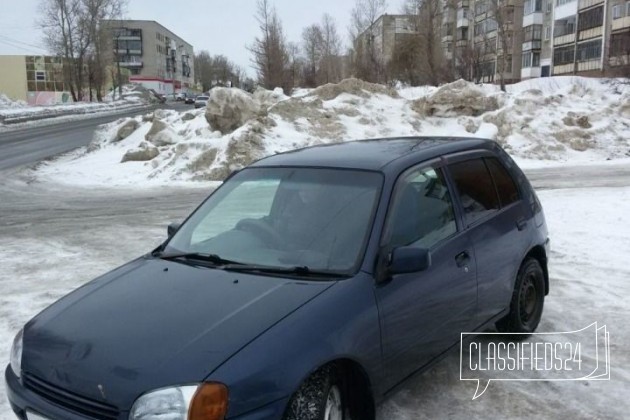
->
[[251, 137, 495, 171]]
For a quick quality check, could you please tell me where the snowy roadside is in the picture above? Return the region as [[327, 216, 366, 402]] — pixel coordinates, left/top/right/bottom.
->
[[0, 100, 151, 126], [0, 177, 628, 419], [0, 85, 158, 127], [32, 76, 630, 188]]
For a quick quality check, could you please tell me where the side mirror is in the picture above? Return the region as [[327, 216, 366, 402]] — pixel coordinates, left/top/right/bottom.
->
[[389, 247, 431, 275], [167, 222, 181, 238]]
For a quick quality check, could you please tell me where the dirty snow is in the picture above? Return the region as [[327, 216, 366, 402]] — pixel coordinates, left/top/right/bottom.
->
[[0, 94, 27, 110], [34, 77, 630, 188]]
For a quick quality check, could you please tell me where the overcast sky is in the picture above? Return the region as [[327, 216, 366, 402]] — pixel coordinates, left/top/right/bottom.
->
[[0, 0, 403, 76]]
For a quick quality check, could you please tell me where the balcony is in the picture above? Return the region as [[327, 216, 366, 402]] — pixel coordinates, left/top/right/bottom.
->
[[579, 26, 603, 40], [522, 40, 543, 50], [553, 63, 574, 74], [578, 0, 603, 9], [119, 61, 143, 68], [523, 12, 544, 27], [114, 49, 142, 55], [612, 16, 630, 31], [554, 32, 576, 45], [521, 66, 542, 79], [457, 9, 469, 27], [457, 0, 469, 8]]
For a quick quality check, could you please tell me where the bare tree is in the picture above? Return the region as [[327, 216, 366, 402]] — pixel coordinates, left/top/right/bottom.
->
[[349, 0, 388, 83], [249, 0, 292, 92], [39, 0, 126, 102], [487, 0, 521, 91], [302, 24, 323, 87], [194, 52, 246, 91], [319, 14, 342, 84], [387, 0, 448, 86]]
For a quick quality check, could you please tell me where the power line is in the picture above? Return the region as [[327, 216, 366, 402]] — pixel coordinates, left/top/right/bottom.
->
[[0, 34, 47, 51], [0, 38, 47, 55]]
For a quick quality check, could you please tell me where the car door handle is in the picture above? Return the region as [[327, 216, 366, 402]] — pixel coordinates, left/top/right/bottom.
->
[[455, 251, 471, 268], [516, 218, 528, 231]]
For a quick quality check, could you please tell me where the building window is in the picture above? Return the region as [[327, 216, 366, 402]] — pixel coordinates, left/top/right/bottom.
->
[[524, 0, 543, 15], [576, 39, 601, 61], [554, 17, 576, 37], [578, 6, 604, 31], [613, 4, 623, 19], [546, 0, 553, 12], [35, 71, 45, 81], [556, 0, 576, 5], [524, 24, 543, 41], [553, 45, 575, 64], [627, 1, 630, 16], [475, 1, 487, 15], [610, 31, 630, 56], [544, 25, 551, 40]]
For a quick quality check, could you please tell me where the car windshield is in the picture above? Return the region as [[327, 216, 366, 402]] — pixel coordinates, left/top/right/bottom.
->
[[164, 167, 383, 274]]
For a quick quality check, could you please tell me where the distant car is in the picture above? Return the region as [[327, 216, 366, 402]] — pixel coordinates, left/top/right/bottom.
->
[[6, 138, 549, 420], [194, 95, 209, 109], [184, 96, 196, 105]]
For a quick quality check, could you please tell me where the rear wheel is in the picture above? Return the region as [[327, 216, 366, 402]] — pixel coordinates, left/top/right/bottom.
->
[[284, 365, 345, 420], [496, 258, 545, 334]]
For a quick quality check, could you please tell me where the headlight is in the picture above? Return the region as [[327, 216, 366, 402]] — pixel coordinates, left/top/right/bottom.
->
[[10, 328, 23, 378], [130, 383, 228, 420]]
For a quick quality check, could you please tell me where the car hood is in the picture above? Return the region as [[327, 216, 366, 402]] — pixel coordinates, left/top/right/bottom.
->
[[22, 257, 334, 410]]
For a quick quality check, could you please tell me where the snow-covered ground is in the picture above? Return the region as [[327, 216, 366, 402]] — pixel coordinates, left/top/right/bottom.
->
[[34, 77, 630, 187], [0, 167, 629, 419], [0, 85, 153, 126]]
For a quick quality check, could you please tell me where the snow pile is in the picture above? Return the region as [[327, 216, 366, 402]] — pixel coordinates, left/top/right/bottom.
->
[[36, 77, 630, 186], [103, 84, 163, 104], [0, 94, 27, 110]]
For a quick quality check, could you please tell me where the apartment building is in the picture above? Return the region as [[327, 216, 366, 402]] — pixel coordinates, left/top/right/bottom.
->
[[102, 20, 194, 96], [446, 0, 524, 83], [355, 14, 416, 65], [359, 1, 628, 85]]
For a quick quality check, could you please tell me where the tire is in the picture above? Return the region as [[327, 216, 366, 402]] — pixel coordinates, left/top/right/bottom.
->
[[496, 258, 545, 335], [284, 365, 345, 420]]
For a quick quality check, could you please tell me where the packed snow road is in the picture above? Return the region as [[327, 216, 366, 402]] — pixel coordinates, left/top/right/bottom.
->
[[0, 164, 629, 419]]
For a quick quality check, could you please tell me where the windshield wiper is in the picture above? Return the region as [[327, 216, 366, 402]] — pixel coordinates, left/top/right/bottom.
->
[[157, 252, 243, 266], [222, 264, 348, 279]]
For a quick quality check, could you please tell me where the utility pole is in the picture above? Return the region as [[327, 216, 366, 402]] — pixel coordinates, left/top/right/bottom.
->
[[116, 31, 122, 99]]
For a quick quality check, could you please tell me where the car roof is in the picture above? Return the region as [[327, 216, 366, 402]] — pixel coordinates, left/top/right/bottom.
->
[[250, 137, 496, 171]]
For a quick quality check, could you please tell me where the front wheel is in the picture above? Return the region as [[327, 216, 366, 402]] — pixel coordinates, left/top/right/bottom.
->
[[496, 258, 545, 334], [284, 365, 345, 420]]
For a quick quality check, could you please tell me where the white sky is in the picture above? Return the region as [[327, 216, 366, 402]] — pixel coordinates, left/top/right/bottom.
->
[[0, 0, 403, 76]]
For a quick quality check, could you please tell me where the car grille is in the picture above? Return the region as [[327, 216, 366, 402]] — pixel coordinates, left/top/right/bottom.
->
[[23, 373, 120, 420]]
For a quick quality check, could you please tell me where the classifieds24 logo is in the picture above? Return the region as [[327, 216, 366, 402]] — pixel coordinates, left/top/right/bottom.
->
[[460, 323, 610, 399]]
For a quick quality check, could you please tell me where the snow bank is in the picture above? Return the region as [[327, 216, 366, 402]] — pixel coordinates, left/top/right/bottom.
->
[[37, 77, 630, 186], [0, 94, 27, 110]]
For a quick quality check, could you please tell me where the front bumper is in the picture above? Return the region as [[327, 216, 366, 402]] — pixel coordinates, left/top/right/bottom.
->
[[5, 366, 127, 420], [7, 365, 289, 420], [230, 397, 290, 420]]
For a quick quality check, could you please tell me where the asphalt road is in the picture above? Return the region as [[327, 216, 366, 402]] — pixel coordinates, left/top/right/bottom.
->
[[0, 102, 191, 171]]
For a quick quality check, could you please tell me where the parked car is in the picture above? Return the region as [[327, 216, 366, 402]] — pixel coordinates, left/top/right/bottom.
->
[[184, 96, 196, 105], [6, 138, 549, 420], [194, 95, 209, 109], [175, 92, 186, 101]]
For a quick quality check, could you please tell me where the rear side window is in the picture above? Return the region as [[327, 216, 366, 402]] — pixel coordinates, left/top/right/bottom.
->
[[449, 158, 499, 225], [485, 157, 520, 207]]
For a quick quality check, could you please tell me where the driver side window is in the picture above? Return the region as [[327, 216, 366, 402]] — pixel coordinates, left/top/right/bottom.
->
[[384, 166, 457, 249], [190, 180, 280, 245]]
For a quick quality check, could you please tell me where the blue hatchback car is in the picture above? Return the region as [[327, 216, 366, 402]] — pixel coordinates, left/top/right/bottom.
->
[[6, 138, 549, 420]]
